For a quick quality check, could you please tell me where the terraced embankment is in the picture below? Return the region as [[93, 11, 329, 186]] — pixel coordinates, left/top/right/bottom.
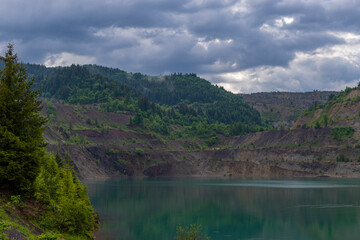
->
[[43, 99, 360, 179]]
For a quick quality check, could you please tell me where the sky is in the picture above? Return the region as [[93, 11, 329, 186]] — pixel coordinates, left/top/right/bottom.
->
[[0, 0, 359, 93]]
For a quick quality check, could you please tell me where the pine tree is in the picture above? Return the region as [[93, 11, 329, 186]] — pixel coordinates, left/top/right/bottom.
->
[[0, 44, 47, 192]]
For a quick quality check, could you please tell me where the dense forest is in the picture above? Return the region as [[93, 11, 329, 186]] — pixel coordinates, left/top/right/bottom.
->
[[26, 64, 267, 139]]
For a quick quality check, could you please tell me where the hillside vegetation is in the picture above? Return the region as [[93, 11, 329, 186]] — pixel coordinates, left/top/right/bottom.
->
[[26, 64, 266, 139], [241, 91, 336, 128], [19, 63, 360, 180], [294, 84, 360, 139], [0, 45, 96, 239]]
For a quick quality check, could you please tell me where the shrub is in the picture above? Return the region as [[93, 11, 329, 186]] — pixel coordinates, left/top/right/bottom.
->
[[46, 101, 58, 117], [174, 224, 210, 240], [34, 233, 63, 240], [66, 134, 89, 145], [34, 154, 95, 238], [205, 136, 218, 147], [0, 220, 10, 239], [134, 148, 145, 156], [331, 126, 355, 141], [336, 154, 350, 162]]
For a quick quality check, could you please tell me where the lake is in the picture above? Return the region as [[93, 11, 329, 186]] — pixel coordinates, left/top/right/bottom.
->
[[86, 178, 360, 240]]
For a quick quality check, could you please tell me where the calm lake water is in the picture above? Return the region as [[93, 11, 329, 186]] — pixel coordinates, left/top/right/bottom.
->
[[86, 178, 360, 240]]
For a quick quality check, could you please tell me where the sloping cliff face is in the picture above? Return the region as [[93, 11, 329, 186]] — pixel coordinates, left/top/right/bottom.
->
[[293, 93, 360, 133], [240, 91, 336, 127], [43, 100, 360, 179]]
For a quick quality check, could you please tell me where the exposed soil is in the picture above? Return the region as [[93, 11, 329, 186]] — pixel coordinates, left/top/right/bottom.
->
[[240, 91, 336, 127], [3, 227, 30, 240], [42, 100, 360, 180]]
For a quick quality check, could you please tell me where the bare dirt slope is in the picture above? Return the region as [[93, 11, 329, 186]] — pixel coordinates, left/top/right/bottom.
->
[[42, 98, 360, 179], [241, 91, 336, 128]]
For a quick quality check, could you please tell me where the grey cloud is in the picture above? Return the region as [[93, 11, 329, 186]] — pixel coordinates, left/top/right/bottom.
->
[[0, 0, 359, 92], [211, 50, 360, 93]]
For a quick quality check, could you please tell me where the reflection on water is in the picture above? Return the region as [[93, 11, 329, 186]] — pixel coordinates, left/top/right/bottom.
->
[[86, 178, 360, 240]]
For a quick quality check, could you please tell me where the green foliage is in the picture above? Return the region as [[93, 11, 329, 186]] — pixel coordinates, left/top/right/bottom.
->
[[65, 134, 89, 145], [130, 113, 144, 127], [0, 44, 47, 193], [34, 233, 63, 240], [336, 154, 350, 162], [323, 114, 328, 128], [27, 64, 266, 137], [174, 224, 210, 240], [33, 65, 138, 105], [46, 100, 57, 118], [331, 126, 355, 141], [0, 220, 10, 239], [134, 148, 145, 156], [0, 46, 95, 239], [5, 195, 24, 210], [34, 153, 95, 238], [106, 148, 120, 156], [302, 84, 360, 120], [314, 121, 321, 129], [205, 136, 218, 147], [229, 122, 259, 136]]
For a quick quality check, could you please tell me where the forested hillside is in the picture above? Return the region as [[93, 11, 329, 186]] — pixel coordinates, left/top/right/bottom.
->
[[1, 62, 355, 182], [26, 64, 266, 137], [4, 61, 357, 182]]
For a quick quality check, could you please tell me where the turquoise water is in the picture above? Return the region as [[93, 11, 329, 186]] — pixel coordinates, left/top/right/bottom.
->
[[86, 178, 360, 240]]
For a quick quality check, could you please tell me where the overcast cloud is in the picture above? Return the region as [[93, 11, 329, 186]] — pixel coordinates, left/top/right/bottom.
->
[[0, 0, 359, 93]]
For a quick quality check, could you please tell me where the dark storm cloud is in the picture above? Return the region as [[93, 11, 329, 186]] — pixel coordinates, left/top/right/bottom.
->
[[0, 0, 359, 92]]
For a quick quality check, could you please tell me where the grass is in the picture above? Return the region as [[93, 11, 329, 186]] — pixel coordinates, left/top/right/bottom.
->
[[0, 198, 91, 240]]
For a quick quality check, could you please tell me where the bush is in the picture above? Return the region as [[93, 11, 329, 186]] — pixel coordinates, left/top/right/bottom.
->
[[34, 154, 95, 237], [66, 134, 89, 145], [331, 126, 355, 141], [205, 136, 218, 147], [134, 148, 145, 156], [46, 101, 58, 117], [0, 221, 10, 239], [174, 224, 210, 240], [336, 154, 350, 162], [34, 233, 63, 240]]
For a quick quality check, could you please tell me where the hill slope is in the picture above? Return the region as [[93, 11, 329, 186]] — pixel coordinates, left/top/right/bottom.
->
[[41, 98, 360, 179], [20, 63, 360, 179], [27, 64, 263, 129], [293, 85, 360, 140], [241, 91, 337, 127]]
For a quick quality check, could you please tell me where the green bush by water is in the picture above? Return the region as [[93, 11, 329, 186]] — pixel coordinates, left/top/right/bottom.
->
[[174, 224, 210, 240]]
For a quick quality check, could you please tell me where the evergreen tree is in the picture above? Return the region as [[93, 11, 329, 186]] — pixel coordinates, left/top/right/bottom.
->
[[0, 44, 47, 192]]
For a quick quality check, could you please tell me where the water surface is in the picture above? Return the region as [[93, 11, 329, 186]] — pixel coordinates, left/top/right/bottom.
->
[[86, 178, 360, 240]]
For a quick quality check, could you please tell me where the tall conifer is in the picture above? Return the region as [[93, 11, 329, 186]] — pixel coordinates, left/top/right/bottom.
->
[[0, 44, 46, 192]]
